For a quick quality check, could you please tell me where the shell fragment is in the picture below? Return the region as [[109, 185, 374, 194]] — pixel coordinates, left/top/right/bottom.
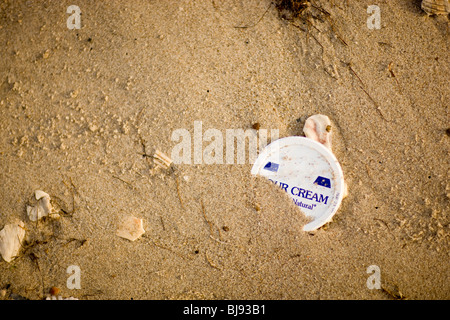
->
[[303, 114, 333, 151], [0, 221, 26, 263], [116, 215, 145, 241], [421, 0, 450, 15], [27, 190, 52, 221], [303, 115, 348, 199]]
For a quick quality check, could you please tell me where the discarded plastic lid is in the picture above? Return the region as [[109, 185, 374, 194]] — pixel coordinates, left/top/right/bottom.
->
[[251, 136, 345, 231]]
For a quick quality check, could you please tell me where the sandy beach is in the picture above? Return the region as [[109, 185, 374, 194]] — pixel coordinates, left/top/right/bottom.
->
[[0, 0, 449, 300]]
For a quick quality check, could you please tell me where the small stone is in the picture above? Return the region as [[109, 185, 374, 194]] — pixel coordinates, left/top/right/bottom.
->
[[252, 122, 261, 130], [70, 90, 79, 98], [49, 287, 60, 296], [88, 124, 98, 132]]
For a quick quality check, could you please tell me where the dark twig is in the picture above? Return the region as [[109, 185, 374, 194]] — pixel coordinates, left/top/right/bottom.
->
[[112, 175, 133, 188]]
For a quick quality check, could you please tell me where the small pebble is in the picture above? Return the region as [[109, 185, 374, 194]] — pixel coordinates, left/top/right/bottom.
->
[[252, 122, 261, 130], [49, 287, 60, 296]]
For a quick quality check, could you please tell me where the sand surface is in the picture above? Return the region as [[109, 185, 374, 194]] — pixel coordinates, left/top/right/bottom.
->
[[0, 0, 449, 300]]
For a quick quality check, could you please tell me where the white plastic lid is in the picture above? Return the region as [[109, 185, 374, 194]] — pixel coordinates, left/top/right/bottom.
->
[[251, 136, 345, 231]]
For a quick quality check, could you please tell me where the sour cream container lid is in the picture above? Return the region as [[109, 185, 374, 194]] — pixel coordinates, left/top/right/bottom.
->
[[251, 136, 345, 231]]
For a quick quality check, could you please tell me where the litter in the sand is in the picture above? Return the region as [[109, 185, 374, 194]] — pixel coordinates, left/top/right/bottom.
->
[[116, 215, 145, 241], [0, 221, 26, 262], [27, 190, 53, 221], [252, 115, 346, 231]]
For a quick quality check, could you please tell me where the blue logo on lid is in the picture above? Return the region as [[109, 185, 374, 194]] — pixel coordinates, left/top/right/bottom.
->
[[314, 176, 331, 188], [263, 162, 279, 172]]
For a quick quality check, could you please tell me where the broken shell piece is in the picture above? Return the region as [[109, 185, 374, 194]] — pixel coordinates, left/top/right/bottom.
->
[[153, 150, 172, 169], [303, 114, 333, 151], [35, 190, 49, 200], [303, 115, 348, 199], [421, 0, 450, 15], [116, 215, 145, 241], [27, 190, 52, 221], [343, 182, 349, 199], [0, 221, 26, 263]]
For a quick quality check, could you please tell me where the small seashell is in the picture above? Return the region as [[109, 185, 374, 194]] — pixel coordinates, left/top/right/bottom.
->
[[27, 190, 52, 221], [303, 114, 348, 199], [303, 114, 333, 151], [0, 221, 26, 263], [116, 215, 145, 241], [421, 0, 450, 15]]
